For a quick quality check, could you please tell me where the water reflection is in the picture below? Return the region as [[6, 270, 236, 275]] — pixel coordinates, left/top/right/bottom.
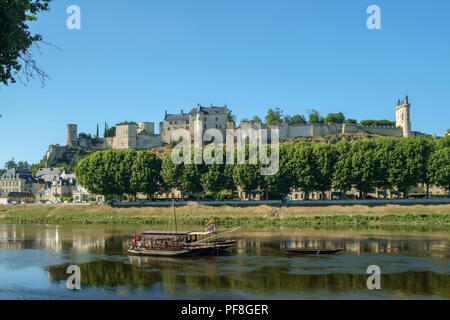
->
[[1, 224, 449, 299]]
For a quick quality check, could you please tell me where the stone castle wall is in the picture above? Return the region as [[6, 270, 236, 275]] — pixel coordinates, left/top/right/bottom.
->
[[242, 122, 404, 140]]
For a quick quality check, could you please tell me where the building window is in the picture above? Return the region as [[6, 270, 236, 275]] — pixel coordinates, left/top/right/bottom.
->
[[215, 117, 218, 122]]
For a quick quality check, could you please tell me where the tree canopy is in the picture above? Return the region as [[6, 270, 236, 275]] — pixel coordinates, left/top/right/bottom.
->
[[0, 0, 52, 86]]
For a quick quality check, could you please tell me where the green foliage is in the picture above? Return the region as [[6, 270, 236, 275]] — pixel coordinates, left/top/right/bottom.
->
[[428, 146, 450, 193], [252, 116, 262, 123], [227, 109, 236, 124], [324, 112, 345, 124], [265, 108, 284, 124], [181, 164, 203, 199], [290, 114, 307, 124], [160, 152, 184, 196], [201, 164, 224, 200], [388, 137, 435, 196], [350, 140, 377, 197], [117, 121, 137, 125], [263, 144, 293, 196], [130, 151, 162, 198], [78, 132, 92, 139], [345, 119, 357, 124], [0, 0, 52, 85], [332, 141, 353, 196], [437, 136, 450, 149], [4, 159, 30, 170], [232, 146, 262, 198], [290, 142, 317, 198], [73, 136, 450, 201], [307, 109, 324, 124], [104, 126, 116, 138], [313, 143, 337, 195], [359, 119, 396, 127]]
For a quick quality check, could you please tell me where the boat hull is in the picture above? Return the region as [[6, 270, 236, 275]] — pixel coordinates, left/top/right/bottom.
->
[[128, 245, 221, 257]]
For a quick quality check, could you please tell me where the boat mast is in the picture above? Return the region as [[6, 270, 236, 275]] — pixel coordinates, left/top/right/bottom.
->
[[172, 199, 178, 238]]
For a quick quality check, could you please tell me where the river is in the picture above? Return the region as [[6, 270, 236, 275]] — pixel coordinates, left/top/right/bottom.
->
[[0, 223, 449, 299]]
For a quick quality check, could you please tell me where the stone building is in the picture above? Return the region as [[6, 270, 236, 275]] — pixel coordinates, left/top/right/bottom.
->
[[160, 104, 229, 143], [0, 168, 44, 197], [35, 168, 77, 202]]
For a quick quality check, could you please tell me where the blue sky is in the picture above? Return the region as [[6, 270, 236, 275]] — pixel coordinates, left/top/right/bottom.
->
[[1, 0, 449, 166]]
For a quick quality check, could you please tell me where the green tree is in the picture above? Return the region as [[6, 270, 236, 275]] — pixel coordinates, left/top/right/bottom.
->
[[181, 164, 203, 200], [75, 151, 118, 200], [263, 144, 294, 198], [201, 164, 224, 200], [313, 143, 337, 199], [227, 109, 236, 124], [373, 138, 398, 198], [437, 136, 450, 149], [291, 142, 317, 199], [291, 114, 307, 124], [160, 152, 184, 198], [232, 146, 261, 200], [307, 109, 324, 124], [265, 108, 284, 125], [345, 119, 357, 124], [0, 0, 52, 86], [223, 163, 236, 193], [130, 151, 162, 199], [252, 116, 262, 123], [332, 141, 353, 199], [350, 140, 377, 198], [388, 137, 433, 198], [359, 120, 396, 127], [428, 147, 450, 195], [324, 112, 345, 124]]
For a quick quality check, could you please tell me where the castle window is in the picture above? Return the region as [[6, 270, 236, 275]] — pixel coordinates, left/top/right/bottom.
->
[[215, 117, 218, 122]]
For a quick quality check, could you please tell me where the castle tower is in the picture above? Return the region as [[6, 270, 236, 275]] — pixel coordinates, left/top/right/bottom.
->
[[395, 95, 411, 137], [66, 124, 78, 146], [115, 123, 138, 150]]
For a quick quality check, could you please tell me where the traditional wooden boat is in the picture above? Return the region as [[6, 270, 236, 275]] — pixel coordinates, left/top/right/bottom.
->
[[286, 248, 343, 255], [128, 200, 244, 257], [128, 230, 239, 256]]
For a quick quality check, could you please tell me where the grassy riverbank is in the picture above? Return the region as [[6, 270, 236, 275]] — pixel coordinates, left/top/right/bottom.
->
[[0, 203, 449, 228]]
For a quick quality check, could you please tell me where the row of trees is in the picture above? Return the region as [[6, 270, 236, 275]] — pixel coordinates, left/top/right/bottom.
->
[[247, 107, 395, 127], [75, 136, 450, 201]]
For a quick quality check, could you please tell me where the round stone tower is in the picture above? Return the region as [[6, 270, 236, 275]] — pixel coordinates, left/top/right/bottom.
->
[[66, 124, 78, 146], [395, 96, 411, 137]]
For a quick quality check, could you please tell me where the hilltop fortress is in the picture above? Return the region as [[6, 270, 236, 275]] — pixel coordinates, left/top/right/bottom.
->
[[46, 96, 421, 166]]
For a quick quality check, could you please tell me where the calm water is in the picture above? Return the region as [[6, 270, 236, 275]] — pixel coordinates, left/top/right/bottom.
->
[[0, 223, 449, 299]]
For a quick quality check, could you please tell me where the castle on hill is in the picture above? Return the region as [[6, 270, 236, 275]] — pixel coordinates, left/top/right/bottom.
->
[[46, 96, 421, 166]]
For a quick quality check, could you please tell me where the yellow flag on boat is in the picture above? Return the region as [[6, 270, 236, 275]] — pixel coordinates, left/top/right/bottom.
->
[[206, 217, 216, 227]]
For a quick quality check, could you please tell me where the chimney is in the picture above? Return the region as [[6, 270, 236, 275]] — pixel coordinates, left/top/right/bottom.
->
[[181, 109, 184, 115]]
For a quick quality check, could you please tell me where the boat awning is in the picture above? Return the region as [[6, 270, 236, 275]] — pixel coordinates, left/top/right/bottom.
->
[[142, 231, 191, 236], [188, 232, 215, 236]]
